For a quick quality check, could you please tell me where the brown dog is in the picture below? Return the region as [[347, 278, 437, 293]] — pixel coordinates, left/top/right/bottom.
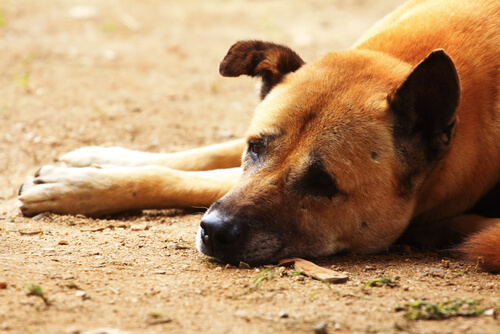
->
[[19, 0, 500, 270]]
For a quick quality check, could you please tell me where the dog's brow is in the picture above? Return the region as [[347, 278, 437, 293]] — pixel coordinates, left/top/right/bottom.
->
[[250, 129, 284, 144]]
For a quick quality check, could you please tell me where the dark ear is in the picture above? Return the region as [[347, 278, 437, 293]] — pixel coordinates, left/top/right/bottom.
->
[[219, 40, 305, 99], [390, 49, 460, 166]]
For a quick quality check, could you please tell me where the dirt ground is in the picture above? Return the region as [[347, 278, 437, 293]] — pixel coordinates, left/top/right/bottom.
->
[[0, 0, 499, 333]]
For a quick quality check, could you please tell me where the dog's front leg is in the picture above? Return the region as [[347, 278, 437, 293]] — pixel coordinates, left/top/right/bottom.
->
[[59, 139, 246, 171], [18, 165, 240, 217]]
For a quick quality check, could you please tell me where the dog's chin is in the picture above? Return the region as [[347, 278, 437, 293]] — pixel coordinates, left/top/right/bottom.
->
[[195, 227, 288, 266]]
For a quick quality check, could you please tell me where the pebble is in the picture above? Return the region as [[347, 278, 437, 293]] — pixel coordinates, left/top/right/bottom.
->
[[234, 310, 248, 319], [131, 224, 149, 231], [278, 310, 289, 318], [32, 213, 48, 221], [0, 282, 7, 289], [58, 240, 69, 245], [69, 6, 97, 20], [313, 322, 327, 334], [484, 309, 495, 316], [167, 243, 190, 250], [394, 318, 409, 331], [81, 328, 130, 334], [219, 131, 234, 139], [154, 270, 166, 275], [441, 259, 450, 268], [239, 261, 250, 269], [75, 290, 90, 299]]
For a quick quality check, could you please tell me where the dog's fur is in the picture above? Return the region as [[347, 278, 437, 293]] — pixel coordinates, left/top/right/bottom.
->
[[19, 0, 500, 270]]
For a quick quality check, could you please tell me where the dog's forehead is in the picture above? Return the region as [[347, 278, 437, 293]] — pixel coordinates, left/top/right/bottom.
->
[[248, 51, 399, 141]]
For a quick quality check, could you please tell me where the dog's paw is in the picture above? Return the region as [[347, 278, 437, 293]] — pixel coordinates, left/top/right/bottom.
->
[[18, 165, 115, 217], [58, 146, 156, 167]]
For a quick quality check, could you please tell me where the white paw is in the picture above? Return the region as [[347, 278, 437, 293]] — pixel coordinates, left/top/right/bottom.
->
[[58, 146, 157, 167], [18, 165, 118, 217]]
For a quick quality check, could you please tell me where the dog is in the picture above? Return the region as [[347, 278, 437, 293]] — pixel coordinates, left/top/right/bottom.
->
[[19, 0, 500, 271]]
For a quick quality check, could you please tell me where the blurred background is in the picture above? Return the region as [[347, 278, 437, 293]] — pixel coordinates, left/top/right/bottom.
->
[[0, 0, 405, 213]]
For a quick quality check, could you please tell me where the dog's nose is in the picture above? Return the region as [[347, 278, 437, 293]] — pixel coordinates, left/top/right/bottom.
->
[[200, 211, 241, 253]]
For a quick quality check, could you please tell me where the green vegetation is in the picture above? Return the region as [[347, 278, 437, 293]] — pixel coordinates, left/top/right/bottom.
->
[[0, 8, 6, 28], [248, 268, 274, 292], [365, 277, 399, 288], [15, 71, 30, 90], [15, 54, 37, 92], [405, 298, 485, 320], [25, 283, 51, 306], [102, 22, 118, 32]]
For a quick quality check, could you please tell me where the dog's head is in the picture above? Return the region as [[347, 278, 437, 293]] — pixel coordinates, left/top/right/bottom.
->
[[197, 41, 460, 265]]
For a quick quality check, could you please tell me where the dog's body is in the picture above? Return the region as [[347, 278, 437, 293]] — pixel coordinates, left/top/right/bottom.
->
[[19, 0, 500, 270]]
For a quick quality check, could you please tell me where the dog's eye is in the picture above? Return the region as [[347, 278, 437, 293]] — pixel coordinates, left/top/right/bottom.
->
[[248, 142, 261, 160]]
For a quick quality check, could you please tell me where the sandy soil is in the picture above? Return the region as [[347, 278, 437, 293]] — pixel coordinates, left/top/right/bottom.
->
[[0, 0, 499, 333]]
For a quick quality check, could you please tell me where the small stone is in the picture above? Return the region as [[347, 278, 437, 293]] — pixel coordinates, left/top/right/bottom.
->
[[69, 6, 97, 20], [219, 131, 234, 139], [394, 318, 409, 331], [167, 243, 190, 250], [101, 49, 117, 61], [234, 310, 248, 319], [154, 270, 166, 275], [75, 290, 90, 299], [58, 240, 69, 245], [441, 259, 450, 268], [32, 213, 47, 221], [81, 328, 131, 334], [313, 322, 327, 334], [19, 230, 43, 236], [278, 310, 289, 318], [239, 261, 250, 269], [131, 224, 149, 231], [484, 309, 495, 316], [295, 275, 305, 281], [0, 282, 7, 289]]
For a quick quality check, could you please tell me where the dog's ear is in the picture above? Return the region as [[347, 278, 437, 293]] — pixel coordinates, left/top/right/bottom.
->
[[389, 49, 460, 168], [219, 40, 305, 99]]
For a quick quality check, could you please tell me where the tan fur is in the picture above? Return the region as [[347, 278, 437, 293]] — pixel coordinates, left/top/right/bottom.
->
[[459, 225, 500, 272], [355, 0, 500, 223], [19, 0, 500, 270]]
